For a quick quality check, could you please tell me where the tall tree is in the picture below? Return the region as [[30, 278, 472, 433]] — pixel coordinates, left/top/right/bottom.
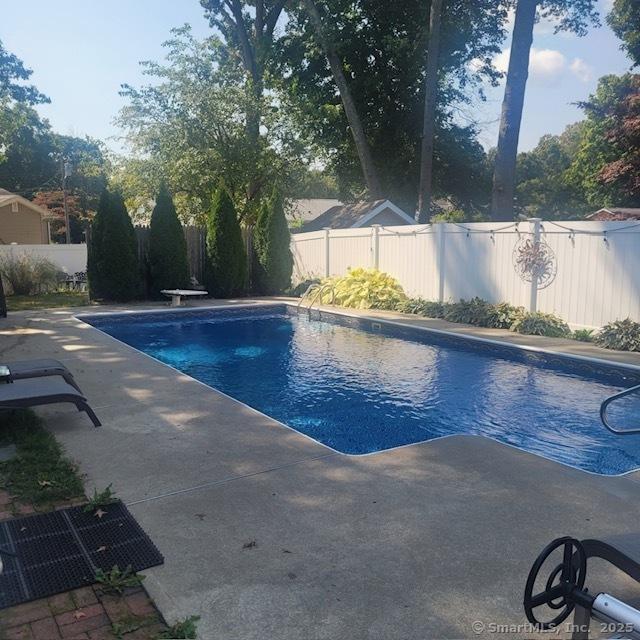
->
[[515, 122, 589, 218], [205, 186, 247, 297], [276, 0, 504, 211], [490, 0, 599, 221], [200, 0, 288, 145], [88, 190, 139, 302], [148, 184, 190, 297], [416, 0, 444, 222], [253, 187, 293, 294], [566, 74, 640, 207], [491, 0, 538, 221], [608, 0, 640, 66], [0, 39, 49, 156], [302, 0, 382, 198], [118, 26, 307, 224]]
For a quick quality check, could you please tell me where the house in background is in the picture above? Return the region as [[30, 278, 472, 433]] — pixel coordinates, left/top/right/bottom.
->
[[0, 189, 51, 244], [288, 198, 344, 229], [293, 199, 415, 233], [587, 207, 640, 221]]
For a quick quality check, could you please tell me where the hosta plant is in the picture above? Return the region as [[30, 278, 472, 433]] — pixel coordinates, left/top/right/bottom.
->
[[396, 298, 446, 318], [444, 297, 492, 326], [322, 268, 406, 310], [510, 312, 571, 338], [485, 302, 526, 329], [596, 319, 640, 352], [573, 329, 595, 343]]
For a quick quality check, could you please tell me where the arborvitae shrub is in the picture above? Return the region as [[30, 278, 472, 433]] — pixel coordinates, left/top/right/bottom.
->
[[88, 189, 139, 301], [204, 187, 246, 298], [148, 184, 190, 297], [253, 188, 293, 294]]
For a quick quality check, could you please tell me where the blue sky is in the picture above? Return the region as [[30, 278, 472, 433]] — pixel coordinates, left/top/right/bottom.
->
[[1, 0, 635, 154]]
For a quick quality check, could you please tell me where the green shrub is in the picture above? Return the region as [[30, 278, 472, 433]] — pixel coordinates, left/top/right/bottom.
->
[[595, 319, 640, 352], [323, 268, 406, 310], [396, 297, 447, 318], [88, 189, 139, 301], [253, 188, 293, 294], [573, 328, 595, 342], [204, 187, 246, 298], [511, 311, 571, 337], [0, 253, 61, 295], [148, 184, 190, 297], [444, 297, 492, 326], [485, 302, 526, 329]]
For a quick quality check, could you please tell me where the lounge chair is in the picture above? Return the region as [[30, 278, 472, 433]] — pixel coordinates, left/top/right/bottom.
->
[[0, 377, 101, 427], [3, 358, 83, 392]]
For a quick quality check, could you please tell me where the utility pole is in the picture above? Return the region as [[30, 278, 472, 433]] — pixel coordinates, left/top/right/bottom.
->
[[61, 156, 71, 244]]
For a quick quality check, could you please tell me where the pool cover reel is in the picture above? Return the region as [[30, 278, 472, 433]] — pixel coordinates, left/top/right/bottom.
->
[[524, 537, 640, 639]]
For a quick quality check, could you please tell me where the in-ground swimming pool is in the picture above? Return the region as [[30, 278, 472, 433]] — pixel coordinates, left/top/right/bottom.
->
[[82, 304, 640, 475]]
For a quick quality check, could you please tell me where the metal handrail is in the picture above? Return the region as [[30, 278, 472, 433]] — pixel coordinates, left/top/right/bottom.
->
[[296, 283, 321, 311], [296, 282, 336, 316], [600, 383, 640, 435]]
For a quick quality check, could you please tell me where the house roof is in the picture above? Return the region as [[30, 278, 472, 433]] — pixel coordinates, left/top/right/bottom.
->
[[0, 189, 51, 218], [297, 199, 415, 232], [587, 207, 640, 220], [288, 199, 344, 225]]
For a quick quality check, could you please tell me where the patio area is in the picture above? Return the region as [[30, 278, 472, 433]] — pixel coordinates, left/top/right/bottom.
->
[[2, 300, 640, 639]]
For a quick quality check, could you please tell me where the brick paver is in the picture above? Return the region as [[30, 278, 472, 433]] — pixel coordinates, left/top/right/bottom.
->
[[31, 616, 61, 639], [0, 495, 169, 639]]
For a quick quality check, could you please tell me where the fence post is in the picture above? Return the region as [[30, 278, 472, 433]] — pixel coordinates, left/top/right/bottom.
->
[[323, 227, 331, 277], [529, 217, 542, 313], [371, 224, 380, 269], [435, 223, 446, 302]]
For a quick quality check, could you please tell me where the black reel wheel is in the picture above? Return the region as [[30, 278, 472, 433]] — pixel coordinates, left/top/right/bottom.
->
[[524, 537, 587, 629]]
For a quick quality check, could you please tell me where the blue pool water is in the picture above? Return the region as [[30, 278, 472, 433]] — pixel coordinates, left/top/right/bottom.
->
[[83, 305, 640, 475]]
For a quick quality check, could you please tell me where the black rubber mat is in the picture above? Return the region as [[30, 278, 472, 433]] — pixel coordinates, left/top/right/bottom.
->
[[0, 501, 163, 608]]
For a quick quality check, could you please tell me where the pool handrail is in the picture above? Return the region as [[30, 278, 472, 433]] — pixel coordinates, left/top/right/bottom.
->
[[296, 283, 321, 311], [600, 383, 640, 435], [297, 283, 336, 316]]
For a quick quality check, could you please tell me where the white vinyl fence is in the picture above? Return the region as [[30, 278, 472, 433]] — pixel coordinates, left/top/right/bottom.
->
[[0, 244, 87, 275], [291, 220, 640, 330]]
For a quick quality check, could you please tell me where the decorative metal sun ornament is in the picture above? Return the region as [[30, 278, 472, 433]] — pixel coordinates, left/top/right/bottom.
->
[[512, 236, 557, 289]]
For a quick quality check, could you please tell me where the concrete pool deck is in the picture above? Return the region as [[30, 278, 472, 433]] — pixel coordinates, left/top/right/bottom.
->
[[1, 299, 640, 639]]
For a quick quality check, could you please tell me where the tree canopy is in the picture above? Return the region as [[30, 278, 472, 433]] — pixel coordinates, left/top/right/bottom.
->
[[116, 26, 310, 225], [0, 41, 108, 241], [608, 0, 640, 66], [273, 0, 506, 212]]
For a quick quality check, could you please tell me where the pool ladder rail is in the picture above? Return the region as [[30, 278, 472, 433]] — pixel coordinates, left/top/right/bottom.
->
[[600, 383, 640, 435], [296, 283, 336, 317]]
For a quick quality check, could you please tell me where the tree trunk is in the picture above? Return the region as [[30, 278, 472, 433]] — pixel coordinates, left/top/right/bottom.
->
[[416, 0, 443, 223], [491, 0, 537, 221], [303, 0, 383, 199]]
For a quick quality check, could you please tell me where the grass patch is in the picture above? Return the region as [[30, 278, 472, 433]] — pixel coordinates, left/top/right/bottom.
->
[[0, 409, 84, 507], [6, 291, 90, 311]]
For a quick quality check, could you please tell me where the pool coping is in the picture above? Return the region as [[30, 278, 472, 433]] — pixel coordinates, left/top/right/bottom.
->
[[75, 301, 640, 477]]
